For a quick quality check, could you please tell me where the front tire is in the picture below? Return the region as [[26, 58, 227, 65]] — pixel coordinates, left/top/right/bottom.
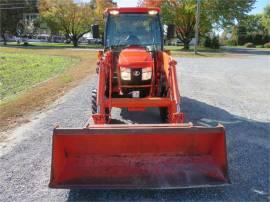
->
[[159, 107, 169, 123], [91, 89, 110, 122], [91, 89, 97, 114], [159, 88, 169, 123]]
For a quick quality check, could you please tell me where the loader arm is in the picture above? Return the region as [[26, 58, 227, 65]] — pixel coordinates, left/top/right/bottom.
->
[[162, 52, 183, 123], [92, 51, 112, 124]]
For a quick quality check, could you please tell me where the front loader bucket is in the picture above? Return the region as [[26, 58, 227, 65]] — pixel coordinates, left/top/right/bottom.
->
[[49, 124, 230, 189]]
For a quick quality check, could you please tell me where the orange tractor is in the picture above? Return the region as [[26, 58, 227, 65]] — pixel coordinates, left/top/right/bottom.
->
[[49, 7, 230, 189]]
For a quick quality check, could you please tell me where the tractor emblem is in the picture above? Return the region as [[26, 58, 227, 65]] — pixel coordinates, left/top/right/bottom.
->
[[133, 70, 141, 76]]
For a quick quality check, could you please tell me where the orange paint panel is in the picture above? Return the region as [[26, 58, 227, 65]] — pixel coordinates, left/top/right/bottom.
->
[[49, 124, 229, 189], [118, 46, 153, 67], [106, 98, 172, 108], [162, 52, 170, 78]]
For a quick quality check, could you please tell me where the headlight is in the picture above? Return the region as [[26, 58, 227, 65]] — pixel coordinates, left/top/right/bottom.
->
[[142, 67, 152, 80], [120, 67, 131, 80]]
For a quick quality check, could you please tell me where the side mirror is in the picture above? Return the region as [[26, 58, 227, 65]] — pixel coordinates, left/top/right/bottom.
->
[[92, 24, 99, 39], [167, 24, 175, 39]]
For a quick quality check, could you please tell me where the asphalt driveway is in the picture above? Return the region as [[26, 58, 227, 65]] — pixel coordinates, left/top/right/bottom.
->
[[0, 50, 269, 201]]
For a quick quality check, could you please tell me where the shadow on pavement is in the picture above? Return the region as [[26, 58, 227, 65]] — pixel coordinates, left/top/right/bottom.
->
[[222, 46, 270, 56], [119, 107, 161, 124], [67, 97, 270, 202]]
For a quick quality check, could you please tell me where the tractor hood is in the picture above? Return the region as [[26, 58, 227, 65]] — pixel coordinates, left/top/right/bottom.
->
[[118, 46, 153, 68]]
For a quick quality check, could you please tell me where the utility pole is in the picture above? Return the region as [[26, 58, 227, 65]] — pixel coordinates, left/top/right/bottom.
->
[[194, 0, 201, 54]]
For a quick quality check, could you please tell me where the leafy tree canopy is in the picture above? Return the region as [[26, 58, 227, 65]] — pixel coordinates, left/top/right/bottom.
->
[[39, 0, 94, 47], [139, 0, 255, 49], [239, 14, 267, 35], [261, 4, 270, 32], [0, 0, 38, 44], [90, 0, 116, 34]]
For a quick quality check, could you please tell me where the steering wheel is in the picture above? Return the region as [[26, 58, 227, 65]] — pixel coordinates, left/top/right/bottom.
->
[[125, 34, 140, 45]]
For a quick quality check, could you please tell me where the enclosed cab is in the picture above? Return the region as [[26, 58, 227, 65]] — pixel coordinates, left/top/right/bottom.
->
[[103, 8, 163, 98]]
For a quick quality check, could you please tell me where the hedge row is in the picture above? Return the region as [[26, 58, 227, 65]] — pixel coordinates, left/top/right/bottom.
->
[[228, 34, 270, 46]]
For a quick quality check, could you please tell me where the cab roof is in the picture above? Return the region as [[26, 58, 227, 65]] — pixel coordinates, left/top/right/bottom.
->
[[105, 7, 160, 14]]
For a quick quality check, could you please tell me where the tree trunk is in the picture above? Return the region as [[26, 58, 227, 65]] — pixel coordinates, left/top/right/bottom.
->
[[1, 33, 7, 45], [72, 37, 78, 47], [183, 41, 190, 50]]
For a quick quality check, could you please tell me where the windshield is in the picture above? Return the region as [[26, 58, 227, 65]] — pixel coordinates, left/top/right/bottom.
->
[[105, 13, 162, 50]]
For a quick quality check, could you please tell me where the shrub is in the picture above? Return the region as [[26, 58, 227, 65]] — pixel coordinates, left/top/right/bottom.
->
[[211, 36, 220, 49], [203, 36, 212, 48], [244, 42, 255, 48], [226, 40, 237, 46], [202, 36, 220, 49], [263, 42, 270, 48], [230, 34, 269, 46]]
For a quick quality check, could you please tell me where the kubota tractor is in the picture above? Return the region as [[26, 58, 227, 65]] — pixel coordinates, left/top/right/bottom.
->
[[49, 7, 230, 189]]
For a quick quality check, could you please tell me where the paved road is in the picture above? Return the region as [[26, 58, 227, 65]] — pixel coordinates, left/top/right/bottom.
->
[[222, 46, 270, 56], [0, 51, 269, 201]]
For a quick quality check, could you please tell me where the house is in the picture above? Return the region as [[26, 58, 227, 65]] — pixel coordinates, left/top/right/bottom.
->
[[22, 13, 51, 36]]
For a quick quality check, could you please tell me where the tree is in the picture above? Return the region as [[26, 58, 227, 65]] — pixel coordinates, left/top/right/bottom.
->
[[225, 12, 270, 46], [0, 0, 38, 45], [240, 14, 266, 34], [139, 0, 255, 50], [39, 0, 94, 47], [90, 0, 117, 36], [162, 0, 196, 49], [261, 4, 270, 33], [38, 0, 60, 35], [138, 0, 163, 7], [231, 25, 239, 45]]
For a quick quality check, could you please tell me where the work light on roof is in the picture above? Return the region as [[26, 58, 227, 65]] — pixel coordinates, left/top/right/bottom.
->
[[109, 10, 119, 15], [148, 10, 158, 15]]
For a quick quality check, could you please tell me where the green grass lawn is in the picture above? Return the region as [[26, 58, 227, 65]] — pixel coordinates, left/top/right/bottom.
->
[[0, 47, 97, 132], [222, 45, 270, 50], [164, 45, 227, 57], [3, 42, 102, 49], [164, 45, 223, 52], [0, 51, 79, 101]]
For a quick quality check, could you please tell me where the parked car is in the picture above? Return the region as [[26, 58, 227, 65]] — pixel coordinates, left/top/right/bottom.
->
[[88, 38, 96, 44], [95, 38, 102, 44], [51, 36, 65, 43], [64, 39, 71, 44], [79, 37, 88, 43], [167, 38, 183, 46], [37, 35, 49, 42], [7, 36, 17, 42], [27, 38, 42, 42], [88, 38, 102, 44]]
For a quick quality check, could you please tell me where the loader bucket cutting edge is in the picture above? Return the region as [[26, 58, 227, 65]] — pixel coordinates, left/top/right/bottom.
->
[[49, 124, 230, 189]]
